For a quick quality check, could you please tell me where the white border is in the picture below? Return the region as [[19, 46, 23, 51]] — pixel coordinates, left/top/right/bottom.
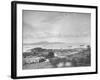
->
[[17, 3, 96, 77]]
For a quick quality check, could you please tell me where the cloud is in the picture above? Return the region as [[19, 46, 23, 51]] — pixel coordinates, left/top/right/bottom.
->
[[23, 10, 91, 44]]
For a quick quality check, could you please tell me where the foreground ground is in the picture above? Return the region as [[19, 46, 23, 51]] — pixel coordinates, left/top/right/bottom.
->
[[23, 46, 91, 69]]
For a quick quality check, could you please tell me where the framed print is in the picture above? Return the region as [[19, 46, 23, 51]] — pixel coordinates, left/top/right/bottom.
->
[[11, 1, 98, 79]]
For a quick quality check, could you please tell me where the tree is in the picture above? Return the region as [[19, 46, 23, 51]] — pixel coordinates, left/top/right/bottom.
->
[[46, 51, 55, 59], [87, 45, 90, 50]]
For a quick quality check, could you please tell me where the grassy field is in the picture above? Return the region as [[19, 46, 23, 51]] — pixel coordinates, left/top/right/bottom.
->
[[23, 62, 52, 69]]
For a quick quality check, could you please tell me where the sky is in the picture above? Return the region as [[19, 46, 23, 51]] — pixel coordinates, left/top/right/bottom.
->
[[22, 10, 91, 44]]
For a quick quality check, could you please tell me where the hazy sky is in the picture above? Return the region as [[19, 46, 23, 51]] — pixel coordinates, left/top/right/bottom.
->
[[22, 10, 91, 44]]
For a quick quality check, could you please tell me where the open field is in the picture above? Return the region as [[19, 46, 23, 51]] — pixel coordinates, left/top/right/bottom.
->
[[23, 62, 52, 69]]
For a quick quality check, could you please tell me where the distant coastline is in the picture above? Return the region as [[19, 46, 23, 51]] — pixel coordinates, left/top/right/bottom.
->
[[23, 41, 90, 52]]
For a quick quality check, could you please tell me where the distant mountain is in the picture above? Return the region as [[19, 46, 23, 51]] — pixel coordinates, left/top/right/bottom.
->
[[24, 41, 65, 45], [23, 41, 89, 46]]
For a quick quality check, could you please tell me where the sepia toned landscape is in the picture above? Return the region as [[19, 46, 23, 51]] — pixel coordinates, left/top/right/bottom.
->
[[22, 10, 91, 70]]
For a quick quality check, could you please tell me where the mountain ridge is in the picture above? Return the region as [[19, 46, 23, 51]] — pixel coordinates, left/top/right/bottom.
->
[[23, 41, 89, 45]]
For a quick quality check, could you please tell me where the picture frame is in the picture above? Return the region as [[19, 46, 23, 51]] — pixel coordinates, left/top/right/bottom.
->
[[11, 1, 98, 79]]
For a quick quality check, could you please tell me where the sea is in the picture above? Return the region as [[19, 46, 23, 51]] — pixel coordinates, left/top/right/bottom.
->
[[23, 42, 89, 52]]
